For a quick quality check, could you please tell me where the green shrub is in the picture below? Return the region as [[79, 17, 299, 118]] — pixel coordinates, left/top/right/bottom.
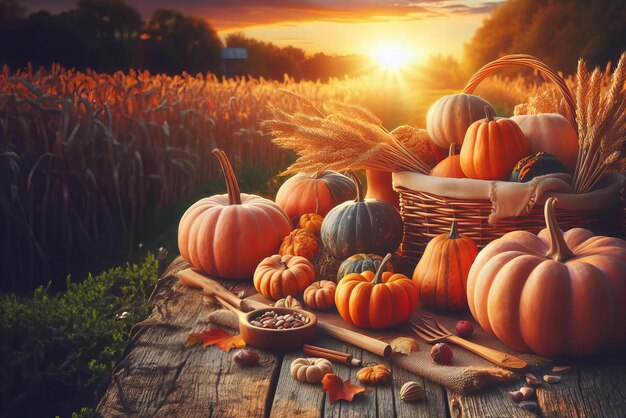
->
[[0, 254, 159, 418]]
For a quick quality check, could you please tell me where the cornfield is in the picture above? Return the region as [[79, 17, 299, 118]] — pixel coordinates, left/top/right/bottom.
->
[[1, 63, 567, 291]]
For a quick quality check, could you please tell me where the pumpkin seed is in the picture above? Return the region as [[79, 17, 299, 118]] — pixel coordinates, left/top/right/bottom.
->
[[551, 365, 571, 373], [543, 375, 562, 384]]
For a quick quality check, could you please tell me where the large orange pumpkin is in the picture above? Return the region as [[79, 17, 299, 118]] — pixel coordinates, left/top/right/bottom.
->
[[426, 94, 495, 149], [254, 254, 316, 300], [511, 113, 579, 172], [430, 144, 466, 179], [178, 149, 292, 279], [335, 253, 419, 329], [467, 197, 626, 357], [412, 221, 478, 311], [275, 171, 357, 220], [460, 108, 529, 180]]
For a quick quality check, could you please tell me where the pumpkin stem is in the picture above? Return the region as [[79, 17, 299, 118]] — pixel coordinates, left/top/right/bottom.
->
[[213, 148, 242, 205], [447, 220, 459, 239], [484, 106, 495, 122], [372, 253, 393, 284], [281, 260, 289, 270], [448, 143, 456, 158], [347, 172, 364, 202], [544, 197, 575, 262]]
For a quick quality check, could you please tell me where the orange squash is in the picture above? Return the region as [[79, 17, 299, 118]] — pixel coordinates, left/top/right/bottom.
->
[[412, 221, 478, 311], [275, 171, 357, 220], [426, 94, 495, 148], [298, 213, 324, 236], [178, 149, 292, 279], [335, 253, 419, 329], [430, 144, 466, 178], [279, 228, 319, 261], [254, 254, 316, 300], [511, 113, 579, 172], [460, 107, 529, 180], [467, 198, 626, 357], [303, 280, 337, 310]]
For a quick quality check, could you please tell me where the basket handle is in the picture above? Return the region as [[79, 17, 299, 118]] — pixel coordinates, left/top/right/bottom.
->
[[463, 54, 577, 133]]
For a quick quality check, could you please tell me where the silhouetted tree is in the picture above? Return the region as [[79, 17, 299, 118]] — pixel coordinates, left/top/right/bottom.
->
[[143, 9, 222, 74], [464, 0, 626, 74], [0, 0, 25, 22]]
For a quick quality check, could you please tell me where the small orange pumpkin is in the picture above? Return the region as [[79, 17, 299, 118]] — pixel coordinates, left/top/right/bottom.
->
[[253, 254, 316, 300], [178, 149, 292, 279], [412, 221, 478, 311], [298, 213, 324, 236], [335, 253, 419, 329], [467, 198, 626, 357], [430, 144, 466, 178], [279, 228, 318, 261], [303, 280, 337, 310], [460, 107, 529, 180]]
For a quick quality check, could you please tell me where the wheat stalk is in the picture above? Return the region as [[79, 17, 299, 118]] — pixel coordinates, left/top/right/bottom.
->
[[572, 52, 626, 194], [263, 91, 431, 175]]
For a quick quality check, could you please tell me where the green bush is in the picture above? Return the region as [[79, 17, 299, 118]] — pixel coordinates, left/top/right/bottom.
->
[[0, 254, 159, 418]]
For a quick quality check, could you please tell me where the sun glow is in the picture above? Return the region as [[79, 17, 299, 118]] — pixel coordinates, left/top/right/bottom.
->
[[372, 45, 412, 70]]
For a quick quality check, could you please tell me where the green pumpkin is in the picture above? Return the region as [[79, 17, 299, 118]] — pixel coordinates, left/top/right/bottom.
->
[[320, 173, 404, 259], [336, 253, 394, 281], [510, 152, 568, 183]]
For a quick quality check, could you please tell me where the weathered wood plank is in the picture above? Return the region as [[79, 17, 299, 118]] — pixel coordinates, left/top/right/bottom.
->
[[270, 335, 449, 418], [97, 267, 281, 418]]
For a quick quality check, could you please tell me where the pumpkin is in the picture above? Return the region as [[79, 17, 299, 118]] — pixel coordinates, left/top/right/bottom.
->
[[291, 357, 333, 383], [303, 280, 337, 310], [356, 364, 392, 384], [467, 197, 626, 357], [509, 152, 568, 182], [178, 149, 292, 279], [320, 173, 403, 259], [275, 171, 357, 219], [430, 144, 466, 178], [253, 254, 316, 301], [511, 113, 579, 172], [426, 94, 496, 148], [412, 221, 478, 311], [460, 107, 529, 180], [298, 213, 324, 236], [336, 253, 393, 282], [335, 253, 419, 329], [279, 228, 319, 261]]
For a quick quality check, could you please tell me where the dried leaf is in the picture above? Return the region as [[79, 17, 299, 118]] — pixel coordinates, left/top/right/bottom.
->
[[186, 327, 246, 352], [390, 337, 420, 355], [322, 374, 367, 403]]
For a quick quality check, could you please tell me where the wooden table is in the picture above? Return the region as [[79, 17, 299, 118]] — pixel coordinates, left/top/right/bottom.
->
[[97, 258, 626, 417]]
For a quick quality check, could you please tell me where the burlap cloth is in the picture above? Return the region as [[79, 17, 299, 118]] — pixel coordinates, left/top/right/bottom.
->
[[393, 171, 624, 223], [208, 303, 553, 394]]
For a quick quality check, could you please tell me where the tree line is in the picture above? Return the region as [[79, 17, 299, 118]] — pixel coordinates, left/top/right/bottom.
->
[[0, 0, 370, 80]]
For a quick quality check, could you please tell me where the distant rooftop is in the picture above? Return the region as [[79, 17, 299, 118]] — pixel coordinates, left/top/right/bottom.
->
[[221, 48, 248, 60]]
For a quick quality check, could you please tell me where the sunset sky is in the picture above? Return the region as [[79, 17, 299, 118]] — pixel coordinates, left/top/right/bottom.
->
[[20, 0, 502, 61]]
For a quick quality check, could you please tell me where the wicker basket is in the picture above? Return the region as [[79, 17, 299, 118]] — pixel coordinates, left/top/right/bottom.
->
[[396, 54, 625, 264]]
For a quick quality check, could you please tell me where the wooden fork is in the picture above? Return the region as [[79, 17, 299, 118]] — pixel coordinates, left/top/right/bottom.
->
[[409, 314, 528, 371]]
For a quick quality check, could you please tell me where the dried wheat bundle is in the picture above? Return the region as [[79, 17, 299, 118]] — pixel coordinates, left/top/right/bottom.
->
[[262, 93, 431, 175], [573, 52, 626, 193]]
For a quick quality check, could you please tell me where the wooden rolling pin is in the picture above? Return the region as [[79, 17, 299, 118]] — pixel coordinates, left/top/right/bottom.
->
[[178, 268, 392, 358]]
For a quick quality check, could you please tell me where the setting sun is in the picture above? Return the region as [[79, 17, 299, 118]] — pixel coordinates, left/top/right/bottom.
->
[[372, 45, 411, 70]]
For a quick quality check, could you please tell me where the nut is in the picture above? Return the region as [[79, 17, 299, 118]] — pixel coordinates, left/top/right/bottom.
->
[[232, 349, 260, 366], [430, 343, 453, 364], [250, 310, 309, 329], [543, 374, 562, 384], [552, 365, 571, 373], [506, 391, 523, 403], [525, 372, 541, 387], [519, 386, 535, 400], [455, 320, 474, 338], [400, 381, 425, 402]]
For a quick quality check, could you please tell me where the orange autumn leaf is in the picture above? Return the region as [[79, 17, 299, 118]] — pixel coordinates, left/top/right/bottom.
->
[[322, 373, 367, 404], [186, 327, 246, 352]]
